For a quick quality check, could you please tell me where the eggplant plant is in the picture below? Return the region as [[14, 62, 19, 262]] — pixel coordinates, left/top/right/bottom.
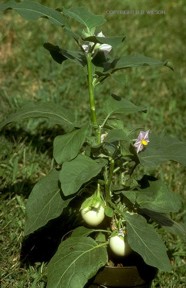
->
[[0, 1, 186, 288]]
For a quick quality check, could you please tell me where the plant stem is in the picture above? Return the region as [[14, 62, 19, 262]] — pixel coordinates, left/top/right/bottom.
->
[[104, 158, 115, 202], [108, 158, 115, 194], [86, 53, 101, 143]]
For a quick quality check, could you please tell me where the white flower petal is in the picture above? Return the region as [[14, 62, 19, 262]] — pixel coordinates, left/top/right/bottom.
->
[[82, 44, 89, 53], [82, 42, 94, 53], [144, 130, 150, 140], [97, 31, 105, 37], [82, 32, 112, 55], [99, 43, 112, 53]]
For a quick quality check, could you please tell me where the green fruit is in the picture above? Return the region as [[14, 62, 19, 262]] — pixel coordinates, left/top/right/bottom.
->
[[109, 235, 132, 256], [81, 203, 105, 226]]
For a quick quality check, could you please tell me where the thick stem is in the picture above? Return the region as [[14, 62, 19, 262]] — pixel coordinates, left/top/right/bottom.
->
[[86, 53, 101, 143]]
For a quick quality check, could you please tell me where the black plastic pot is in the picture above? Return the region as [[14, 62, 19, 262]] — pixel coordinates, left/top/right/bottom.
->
[[88, 253, 157, 288]]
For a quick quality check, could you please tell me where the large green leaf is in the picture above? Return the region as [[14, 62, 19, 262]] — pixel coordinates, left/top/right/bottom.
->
[[25, 169, 70, 235], [140, 134, 186, 167], [136, 180, 182, 213], [104, 94, 146, 118], [140, 209, 186, 239], [0, 102, 75, 131], [104, 54, 169, 73], [47, 236, 107, 288], [126, 213, 171, 271], [0, 0, 68, 26], [59, 155, 107, 196], [63, 7, 106, 31], [53, 125, 88, 164]]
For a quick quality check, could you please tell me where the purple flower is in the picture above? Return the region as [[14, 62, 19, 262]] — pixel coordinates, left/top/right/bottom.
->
[[134, 130, 150, 153]]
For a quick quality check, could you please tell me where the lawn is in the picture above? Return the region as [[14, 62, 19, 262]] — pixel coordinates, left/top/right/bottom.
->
[[0, 0, 186, 287]]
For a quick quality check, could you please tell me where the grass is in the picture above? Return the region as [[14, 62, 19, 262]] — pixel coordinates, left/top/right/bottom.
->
[[0, 0, 186, 287]]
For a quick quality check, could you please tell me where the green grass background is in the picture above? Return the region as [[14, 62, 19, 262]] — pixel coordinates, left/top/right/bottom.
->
[[0, 0, 186, 287]]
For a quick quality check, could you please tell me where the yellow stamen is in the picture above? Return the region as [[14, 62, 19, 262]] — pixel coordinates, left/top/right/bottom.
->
[[141, 139, 148, 146]]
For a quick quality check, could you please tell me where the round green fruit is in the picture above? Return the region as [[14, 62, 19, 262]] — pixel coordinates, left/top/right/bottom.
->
[[109, 235, 132, 257], [81, 204, 105, 226]]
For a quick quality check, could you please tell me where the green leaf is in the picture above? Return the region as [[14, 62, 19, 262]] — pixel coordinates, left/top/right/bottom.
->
[[104, 205, 114, 217], [104, 94, 146, 118], [53, 126, 88, 164], [104, 54, 168, 73], [136, 180, 182, 213], [59, 155, 107, 196], [43, 42, 86, 66], [122, 191, 137, 205], [0, 0, 68, 26], [47, 236, 107, 288], [126, 213, 171, 271], [140, 134, 186, 167], [63, 7, 106, 31], [25, 169, 70, 235], [140, 209, 186, 239], [71, 226, 95, 237], [83, 35, 125, 47], [0, 102, 75, 131], [140, 209, 175, 227], [164, 220, 186, 239], [104, 128, 129, 143]]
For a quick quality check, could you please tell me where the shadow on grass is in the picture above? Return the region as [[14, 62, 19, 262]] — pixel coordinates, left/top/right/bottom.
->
[[2, 124, 65, 157], [1, 180, 35, 199], [0, 124, 64, 197], [20, 215, 68, 266]]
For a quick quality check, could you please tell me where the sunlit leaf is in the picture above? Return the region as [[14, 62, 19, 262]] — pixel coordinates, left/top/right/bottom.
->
[[104, 54, 168, 73], [136, 180, 182, 213], [53, 125, 88, 164], [83, 35, 125, 47], [140, 134, 186, 167], [0, 102, 75, 131], [47, 236, 107, 288], [0, 0, 68, 26], [140, 209, 186, 239], [104, 94, 146, 118], [126, 213, 171, 271], [25, 169, 70, 235], [59, 155, 107, 196], [63, 7, 106, 30], [104, 128, 129, 143]]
